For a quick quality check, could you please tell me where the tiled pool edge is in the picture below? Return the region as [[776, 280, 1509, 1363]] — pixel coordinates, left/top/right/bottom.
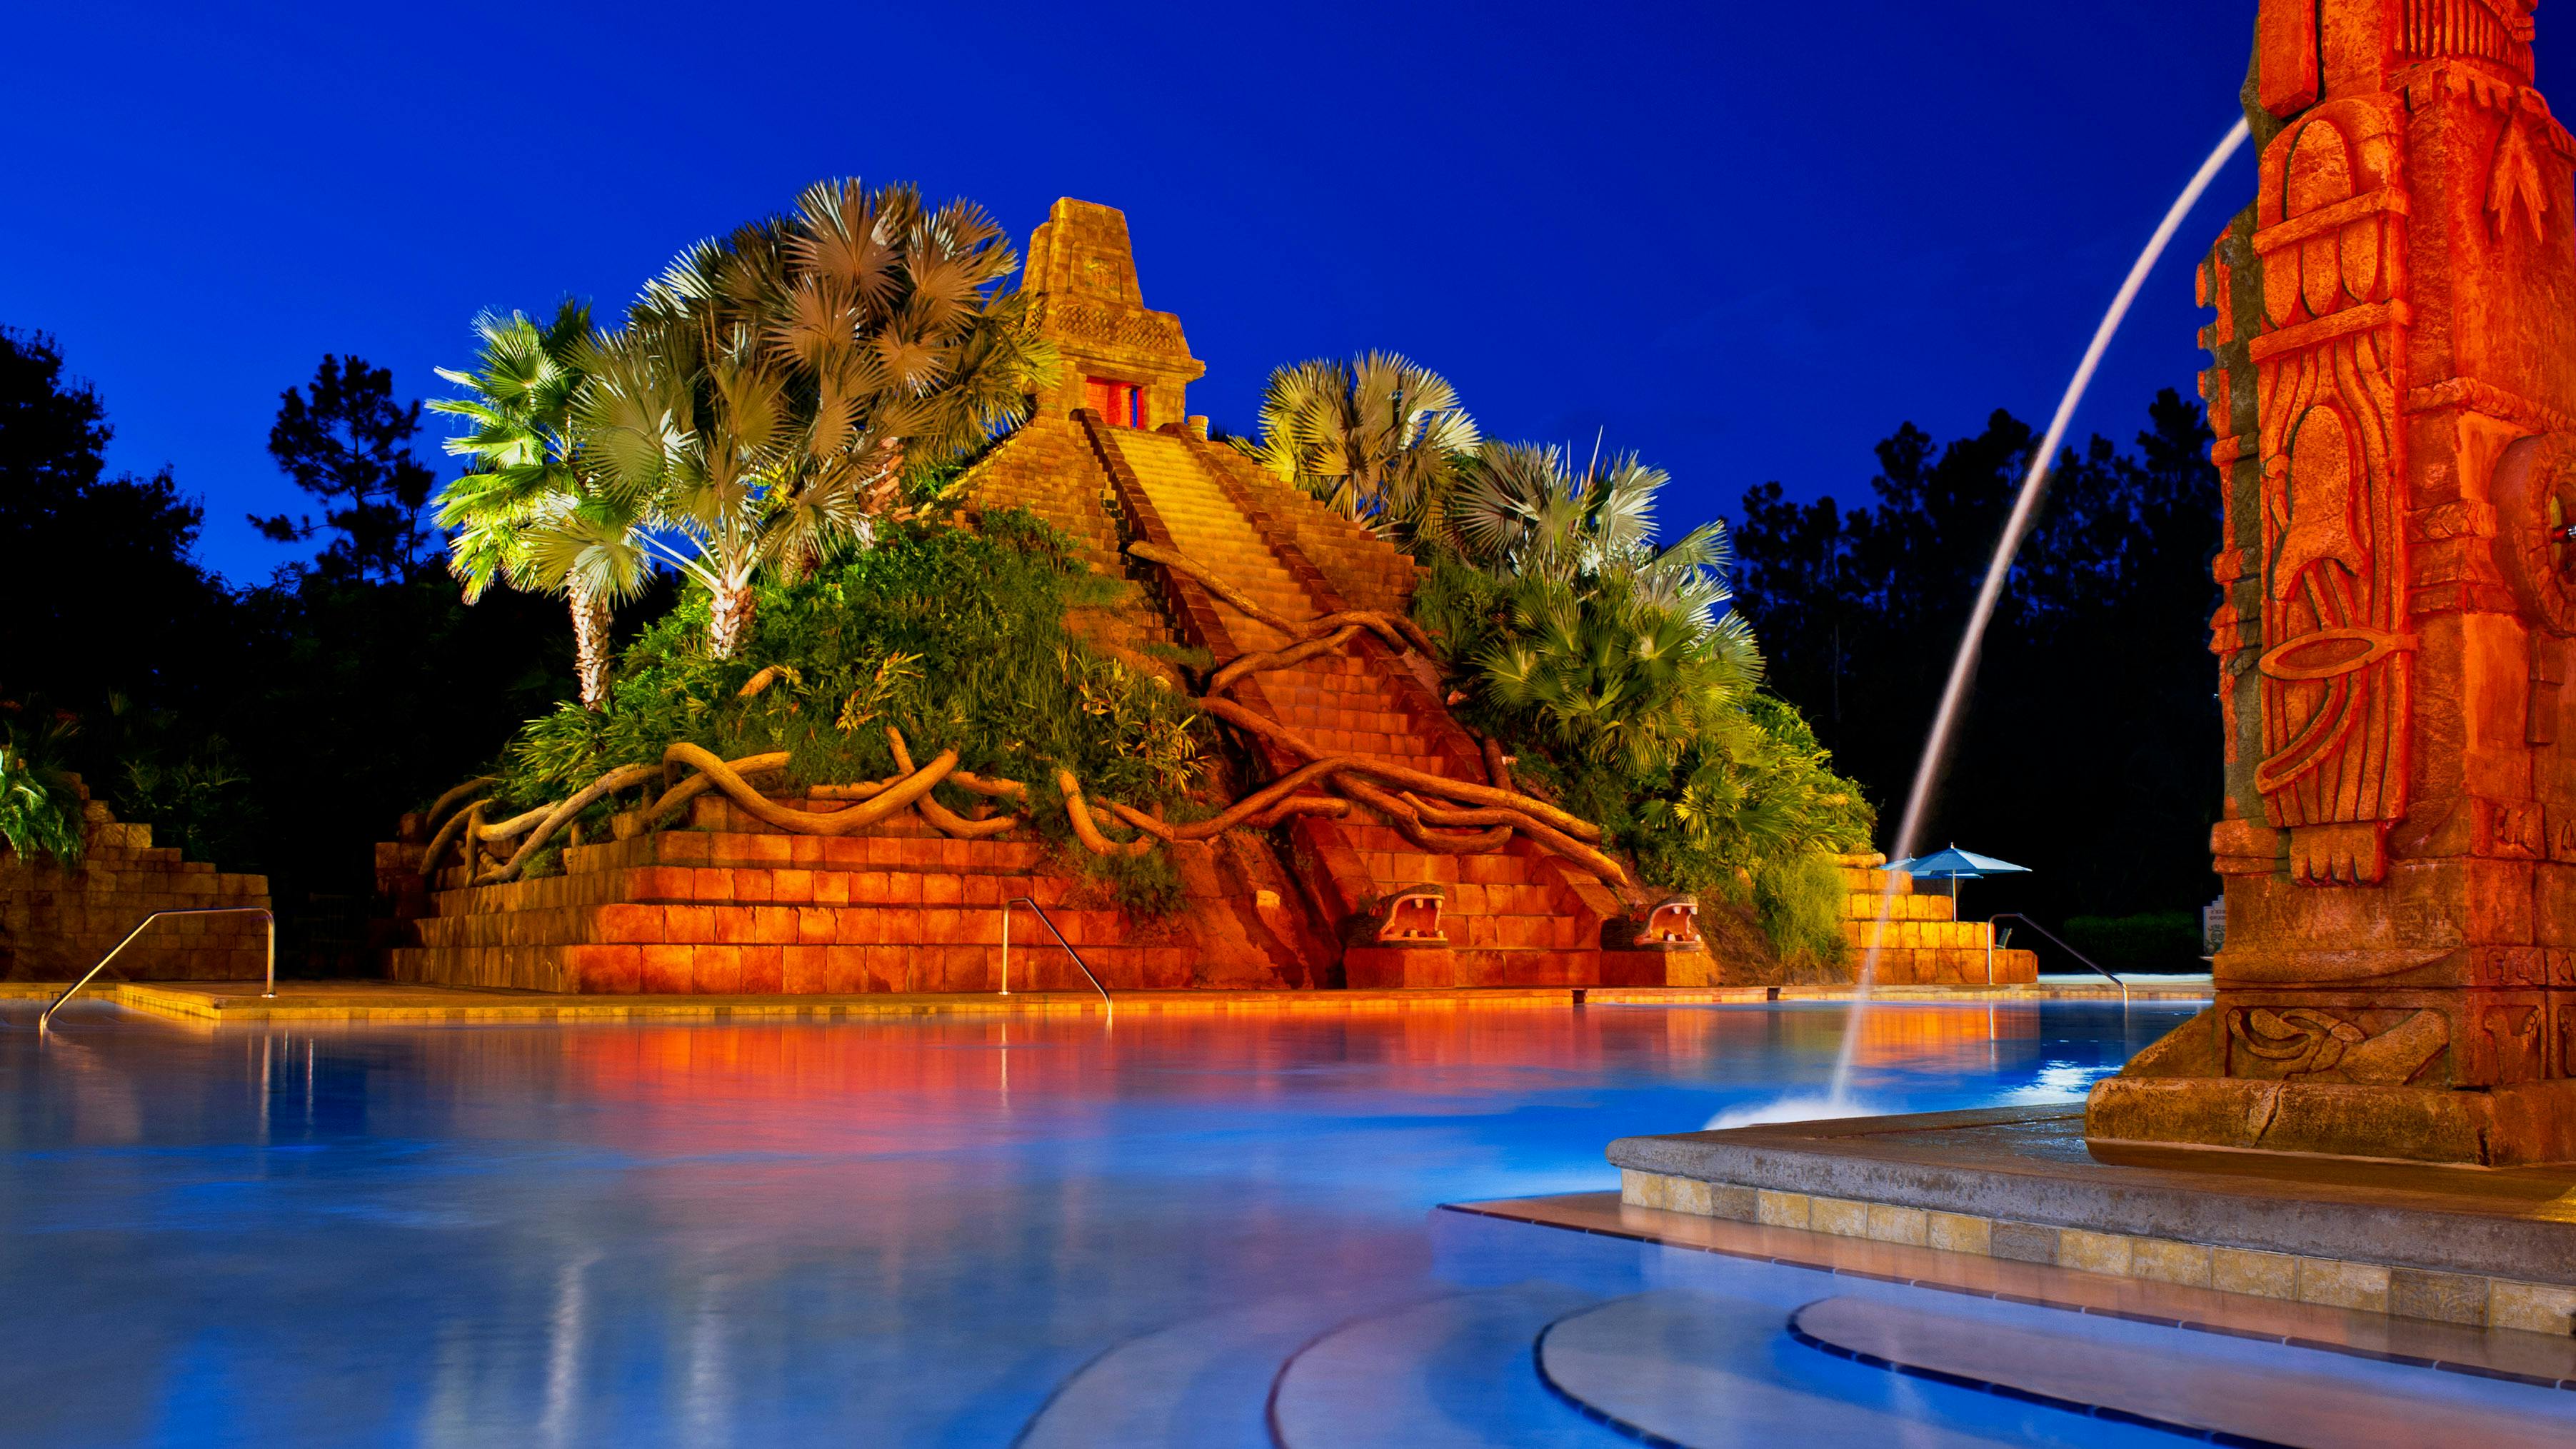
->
[[1, 978, 2212, 1024], [1448, 1192, 2576, 1395], [1614, 1165, 2576, 1335]]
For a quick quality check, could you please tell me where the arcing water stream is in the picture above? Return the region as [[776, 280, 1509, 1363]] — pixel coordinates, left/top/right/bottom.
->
[[1805, 115, 2256, 1113]]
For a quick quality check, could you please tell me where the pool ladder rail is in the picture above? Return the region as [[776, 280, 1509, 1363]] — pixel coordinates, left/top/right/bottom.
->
[[1985, 912, 2127, 1004], [38, 908, 276, 1032], [999, 896, 1113, 1020]]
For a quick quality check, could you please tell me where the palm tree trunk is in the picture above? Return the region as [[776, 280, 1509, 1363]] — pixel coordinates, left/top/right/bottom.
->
[[571, 588, 615, 709], [708, 583, 756, 659]]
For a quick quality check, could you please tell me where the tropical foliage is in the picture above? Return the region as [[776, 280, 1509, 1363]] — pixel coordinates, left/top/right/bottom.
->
[[1445, 443, 1760, 778], [0, 711, 85, 868], [430, 301, 653, 708], [573, 179, 1056, 658], [1235, 352, 1478, 538], [488, 513, 1202, 908], [1417, 443, 1872, 963]]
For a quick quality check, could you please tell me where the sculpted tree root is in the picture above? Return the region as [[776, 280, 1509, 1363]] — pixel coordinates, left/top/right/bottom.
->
[[1126, 543, 1438, 658], [1118, 541, 1632, 892], [414, 546, 1628, 895]]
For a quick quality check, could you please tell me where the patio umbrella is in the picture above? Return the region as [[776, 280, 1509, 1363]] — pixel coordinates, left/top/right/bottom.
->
[[1880, 844, 2030, 904]]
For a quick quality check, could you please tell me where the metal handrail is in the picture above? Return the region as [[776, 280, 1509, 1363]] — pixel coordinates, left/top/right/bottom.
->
[[1987, 912, 2125, 1005], [39, 908, 275, 1032], [1000, 896, 1113, 1019]]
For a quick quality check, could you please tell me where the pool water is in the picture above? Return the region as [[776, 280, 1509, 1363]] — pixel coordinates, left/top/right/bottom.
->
[[0, 998, 2407, 1445]]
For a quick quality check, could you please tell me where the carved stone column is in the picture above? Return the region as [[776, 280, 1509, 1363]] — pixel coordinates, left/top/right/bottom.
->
[[2090, 0, 2576, 1165]]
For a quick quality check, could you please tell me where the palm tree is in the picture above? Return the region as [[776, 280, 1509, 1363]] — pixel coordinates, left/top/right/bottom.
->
[[430, 302, 653, 708], [1236, 352, 1478, 537], [1448, 441, 1762, 777], [578, 179, 1054, 658]]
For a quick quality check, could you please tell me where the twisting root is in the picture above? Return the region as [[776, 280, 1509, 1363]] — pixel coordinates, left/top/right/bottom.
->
[[1057, 770, 1155, 858], [1098, 758, 1353, 841], [1479, 737, 1513, 793], [668, 741, 956, 836], [952, 770, 1028, 801], [1209, 626, 1363, 693], [1127, 543, 1420, 656], [1246, 794, 1352, 828], [641, 752, 791, 830], [888, 727, 1019, 839], [1110, 790, 1348, 841], [1402, 791, 1634, 891], [476, 803, 557, 843], [424, 776, 496, 834], [420, 798, 486, 876], [1342, 778, 1513, 853], [473, 763, 667, 886], [1196, 696, 1605, 844], [736, 665, 788, 699], [1127, 542, 1307, 636], [1198, 696, 1323, 761], [806, 778, 893, 802]]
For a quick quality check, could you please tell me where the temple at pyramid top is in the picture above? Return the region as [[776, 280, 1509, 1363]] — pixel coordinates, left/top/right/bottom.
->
[[1022, 199, 1206, 433]]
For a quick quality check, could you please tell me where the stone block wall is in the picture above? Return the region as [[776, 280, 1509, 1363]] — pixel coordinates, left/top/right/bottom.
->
[[0, 776, 269, 981], [1834, 853, 2038, 986], [380, 793, 1315, 993]]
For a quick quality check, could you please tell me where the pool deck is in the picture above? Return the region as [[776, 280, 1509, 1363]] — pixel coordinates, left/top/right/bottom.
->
[[1460, 1190, 2576, 1396], [0, 976, 2212, 1023], [1606, 1105, 2576, 1338]]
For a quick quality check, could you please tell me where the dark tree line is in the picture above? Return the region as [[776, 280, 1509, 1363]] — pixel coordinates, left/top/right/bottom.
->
[[1, 327, 587, 968], [1729, 389, 2223, 952]]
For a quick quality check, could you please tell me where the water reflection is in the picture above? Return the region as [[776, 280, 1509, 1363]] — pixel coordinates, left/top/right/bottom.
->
[[0, 1000, 2188, 1445]]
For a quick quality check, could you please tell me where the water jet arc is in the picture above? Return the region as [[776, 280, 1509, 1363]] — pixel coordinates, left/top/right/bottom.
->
[[1825, 115, 2252, 1104]]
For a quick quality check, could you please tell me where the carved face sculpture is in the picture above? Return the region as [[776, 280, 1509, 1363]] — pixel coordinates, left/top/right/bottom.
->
[[1375, 886, 1445, 943], [2491, 433, 2576, 636], [1642, 896, 1700, 946]]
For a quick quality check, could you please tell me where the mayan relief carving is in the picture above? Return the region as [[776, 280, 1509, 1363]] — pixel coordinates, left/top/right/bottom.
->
[[2250, 101, 2415, 882]]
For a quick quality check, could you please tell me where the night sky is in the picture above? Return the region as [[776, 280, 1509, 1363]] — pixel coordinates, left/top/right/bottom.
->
[[14, 1, 2565, 586]]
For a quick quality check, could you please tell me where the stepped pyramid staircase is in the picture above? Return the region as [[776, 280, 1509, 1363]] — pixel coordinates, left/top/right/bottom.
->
[[1089, 418, 1635, 988], [1830, 853, 2035, 986], [374, 196, 2018, 996]]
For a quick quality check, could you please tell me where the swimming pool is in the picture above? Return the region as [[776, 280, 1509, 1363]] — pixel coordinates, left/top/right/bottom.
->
[[1, 998, 2508, 1445]]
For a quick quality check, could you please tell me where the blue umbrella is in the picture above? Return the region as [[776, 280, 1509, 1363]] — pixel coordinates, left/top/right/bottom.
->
[[1880, 844, 2030, 905]]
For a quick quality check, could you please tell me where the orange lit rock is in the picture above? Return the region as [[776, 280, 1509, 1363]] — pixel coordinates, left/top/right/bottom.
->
[[2093, 0, 2576, 1163]]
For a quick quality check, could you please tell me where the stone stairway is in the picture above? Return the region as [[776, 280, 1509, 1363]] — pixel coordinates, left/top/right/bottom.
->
[[386, 793, 1285, 994], [1103, 426, 1615, 986], [1831, 853, 2036, 986]]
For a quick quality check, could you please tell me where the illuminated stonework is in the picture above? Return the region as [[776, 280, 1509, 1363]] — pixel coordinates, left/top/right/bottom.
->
[[2093, 0, 2576, 1163]]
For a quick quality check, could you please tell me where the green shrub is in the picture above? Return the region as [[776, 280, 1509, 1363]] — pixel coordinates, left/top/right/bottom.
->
[[2060, 913, 2203, 974], [1752, 849, 1851, 967], [481, 512, 1208, 911], [1418, 547, 1873, 955], [0, 713, 86, 868]]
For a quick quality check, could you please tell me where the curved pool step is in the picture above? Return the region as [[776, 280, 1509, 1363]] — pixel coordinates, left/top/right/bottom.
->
[[1785, 1294, 2576, 1449], [1014, 1289, 1428, 1449], [1266, 1282, 1624, 1448], [1535, 1289, 2111, 1449]]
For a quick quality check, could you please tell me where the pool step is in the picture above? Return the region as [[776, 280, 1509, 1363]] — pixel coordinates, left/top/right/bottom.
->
[[1783, 1293, 2575, 1448], [1014, 1288, 1429, 1449], [1266, 1283, 1618, 1448]]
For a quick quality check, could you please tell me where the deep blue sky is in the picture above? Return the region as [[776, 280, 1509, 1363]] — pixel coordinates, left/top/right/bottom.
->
[[15, 0, 2548, 586]]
